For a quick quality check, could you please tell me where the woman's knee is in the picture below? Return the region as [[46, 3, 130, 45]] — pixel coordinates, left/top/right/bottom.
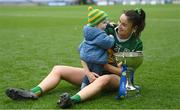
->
[[51, 65, 64, 76], [95, 75, 119, 90], [96, 75, 112, 88]]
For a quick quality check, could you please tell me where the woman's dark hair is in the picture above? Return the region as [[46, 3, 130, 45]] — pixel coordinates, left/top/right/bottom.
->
[[124, 8, 146, 37]]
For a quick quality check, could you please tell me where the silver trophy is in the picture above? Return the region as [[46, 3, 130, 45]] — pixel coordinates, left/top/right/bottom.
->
[[114, 52, 143, 98]]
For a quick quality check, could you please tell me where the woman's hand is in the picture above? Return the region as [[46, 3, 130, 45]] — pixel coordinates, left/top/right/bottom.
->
[[80, 60, 100, 83], [86, 71, 100, 83], [104, 63, 123, 75], [117, 62, 123, 68]]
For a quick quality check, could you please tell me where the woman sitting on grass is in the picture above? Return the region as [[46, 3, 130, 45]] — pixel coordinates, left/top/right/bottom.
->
[[6, 7, 146, 108]]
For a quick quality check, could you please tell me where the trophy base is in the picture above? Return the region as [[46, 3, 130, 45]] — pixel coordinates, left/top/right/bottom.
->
[[126, 85, 141, 98]]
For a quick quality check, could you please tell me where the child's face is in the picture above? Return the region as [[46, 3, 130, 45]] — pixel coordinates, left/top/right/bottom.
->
[[97, 20, 108, 30]]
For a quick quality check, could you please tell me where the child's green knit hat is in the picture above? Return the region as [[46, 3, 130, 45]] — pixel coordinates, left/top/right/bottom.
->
[[88, 6, 108, 26]]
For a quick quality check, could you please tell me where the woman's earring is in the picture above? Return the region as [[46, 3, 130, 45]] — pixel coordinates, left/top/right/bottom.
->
[[133, 26, 138, 33]]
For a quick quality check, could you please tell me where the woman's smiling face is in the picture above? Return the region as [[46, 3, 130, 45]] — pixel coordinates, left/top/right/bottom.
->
[[118, 14, 134, 39]]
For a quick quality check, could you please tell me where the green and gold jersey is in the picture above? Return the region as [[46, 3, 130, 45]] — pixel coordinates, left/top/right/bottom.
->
[[112, 32, 143, 52], [105, 23, 143, 63]]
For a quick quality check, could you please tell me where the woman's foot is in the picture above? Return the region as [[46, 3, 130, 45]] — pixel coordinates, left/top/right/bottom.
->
[[57, 92, 74, 109], [5, 88, 38, 100]]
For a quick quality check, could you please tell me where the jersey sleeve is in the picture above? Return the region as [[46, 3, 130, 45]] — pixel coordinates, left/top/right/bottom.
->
[[104, 23, 117, 36], [134, 40, 143, 51]]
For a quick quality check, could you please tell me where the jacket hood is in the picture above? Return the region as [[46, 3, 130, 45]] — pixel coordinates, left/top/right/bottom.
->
[[83, 25, 103, 41]]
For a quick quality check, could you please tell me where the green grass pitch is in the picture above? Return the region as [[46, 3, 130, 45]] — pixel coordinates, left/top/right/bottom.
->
[[0, 4, 180, 109]]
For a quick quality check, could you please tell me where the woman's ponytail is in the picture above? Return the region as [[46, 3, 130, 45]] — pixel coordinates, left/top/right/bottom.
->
[[124, 8, 146, 37], [135, 8, 146, 37]]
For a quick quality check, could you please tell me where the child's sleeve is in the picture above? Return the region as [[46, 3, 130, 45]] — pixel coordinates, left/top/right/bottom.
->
[[95, 33, 115, 49]]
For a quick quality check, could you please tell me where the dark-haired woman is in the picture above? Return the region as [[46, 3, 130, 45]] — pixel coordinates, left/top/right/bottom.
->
[[6, 8, 146, 109]]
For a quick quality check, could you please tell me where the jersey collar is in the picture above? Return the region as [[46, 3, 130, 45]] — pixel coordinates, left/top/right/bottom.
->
[[114, 26, 132, 42]]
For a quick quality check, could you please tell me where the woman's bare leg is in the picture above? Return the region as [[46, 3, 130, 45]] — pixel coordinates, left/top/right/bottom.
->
[[77, 74, 120, 101], [6, 65, 85, 100], [38, 65, 85, 92]]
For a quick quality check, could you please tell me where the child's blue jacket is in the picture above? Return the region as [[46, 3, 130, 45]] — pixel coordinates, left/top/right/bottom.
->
[[79, 25, 114, 64]]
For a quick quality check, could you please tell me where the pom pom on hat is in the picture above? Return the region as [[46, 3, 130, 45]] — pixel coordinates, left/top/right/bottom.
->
[[88, 6, 93, 11]]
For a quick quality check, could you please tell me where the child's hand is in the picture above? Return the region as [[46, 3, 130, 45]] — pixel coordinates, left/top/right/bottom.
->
[[117, 62, 123, 68], [86, 72, 99, 83], [109, 34, 114, 38], [109, 22, 118, 27], [109, 22, 116, 26]]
